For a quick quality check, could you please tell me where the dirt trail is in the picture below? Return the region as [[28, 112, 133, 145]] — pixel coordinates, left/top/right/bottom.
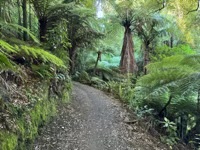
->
[[34, 82, 168, 150]]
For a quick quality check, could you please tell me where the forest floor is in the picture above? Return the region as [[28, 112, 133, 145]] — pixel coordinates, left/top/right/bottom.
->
[[33, 82, 169, 150]]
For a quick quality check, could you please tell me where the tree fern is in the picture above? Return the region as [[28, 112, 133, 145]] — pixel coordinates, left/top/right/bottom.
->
[[134, 54, 200, 129], [136, 55, 200, 97]]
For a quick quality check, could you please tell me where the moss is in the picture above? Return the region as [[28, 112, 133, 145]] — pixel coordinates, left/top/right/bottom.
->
[[62, 83, 71, 103], [0, 131, 18, 150], [0, 80, 71, 150], [62, 91, 70, 103]]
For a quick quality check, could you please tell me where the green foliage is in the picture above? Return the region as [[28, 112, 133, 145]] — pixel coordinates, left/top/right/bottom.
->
[[134, 54, 200, 147], [135, 105, 154, 118], [47, 19, 71, 50], [67, 5, 104, 47], [46, 18, 70, 67], [0, 22, 39, 43], [160, 117, 179, 148], [8, 23, 40, 43], [136, 55, 200, 98], [1, 0, 200, 149], [0, 79, 71, 150], [0, 40, 16, 54], [19, 45, 65, 67], [30, 0, 65, 18], [0, 39, 65, 72], [0, 53, 14, 70], [78, 71, 91, 84], [0, 131, 18, 150], [91, 77, 108, 89], [0, 1, 73, 150], [190, 134, 200, 148], [0, 40, 16, 70], [108, 80, 135, 102], [151, 44, 196, 62], [31, 64, 53, 78]]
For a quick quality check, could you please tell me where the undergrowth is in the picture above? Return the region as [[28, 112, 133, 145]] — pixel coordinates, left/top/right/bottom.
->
[[0, 79, 71, 150], [0, 39, 71, 150]]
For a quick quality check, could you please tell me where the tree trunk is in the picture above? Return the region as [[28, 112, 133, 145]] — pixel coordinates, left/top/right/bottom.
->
[[69, 46, 77, 74], [93, 51, 102, 75], [120, 26, 137, 74], [17, 0, 22, 39], [143, 41, 150, 75], [159, 95, 172, 118], [39, 17, 48, 42], [170, 35, 173, 48], [22, 0, 28, 41], [0, 4, 1, 18], [29, 0, 32, 31], [0, 3, 2, 33]]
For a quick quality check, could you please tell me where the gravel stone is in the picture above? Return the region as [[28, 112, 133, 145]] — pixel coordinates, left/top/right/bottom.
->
[[33, 82, 168, 150]]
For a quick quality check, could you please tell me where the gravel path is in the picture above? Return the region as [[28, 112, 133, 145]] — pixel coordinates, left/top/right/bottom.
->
[[34, 82, 168, 150]]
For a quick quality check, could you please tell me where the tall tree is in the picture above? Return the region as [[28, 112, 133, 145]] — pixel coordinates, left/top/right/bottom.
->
[[17, 0, 22, 39], [111, 0, 138, 74], [30, 0, 63, 42], [135, 13, 169, 74], [65, 6, 103, 73], [22, 0, 28, 41], [120, 17, 137, 74]]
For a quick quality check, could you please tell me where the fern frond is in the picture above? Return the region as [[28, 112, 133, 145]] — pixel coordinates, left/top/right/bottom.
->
[[8, 24, 40, 44], [181, 54, 200, 70], [19, 46, 65, 67], [170, 95, 197, 115], [0, 40, 16, 54], [136, 54, 200, 98], [0, 21, 39, 43], [146, 55, 184, 72], [0, 52, 14, 70]]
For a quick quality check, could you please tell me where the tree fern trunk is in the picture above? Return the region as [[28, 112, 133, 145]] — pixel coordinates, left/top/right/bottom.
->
[[0, 3, 2, 33], [69, 46, 77, 74], [22, 0, 28, 41], [17, 0, 22, 39], [120, 25, 137, 74], [93, 51, 102, 75], [143, 41, 150, 75], [29, 0, 32, 31], [170, 35, 173, 48], [159, 96, 172, 118], [39, 17, 47, 42]]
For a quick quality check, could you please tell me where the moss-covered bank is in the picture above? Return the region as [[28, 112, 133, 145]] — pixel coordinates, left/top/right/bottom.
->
[[0, 78, 72, 150]]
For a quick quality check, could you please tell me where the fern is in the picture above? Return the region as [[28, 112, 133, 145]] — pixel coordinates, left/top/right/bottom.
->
[[19, 46, 65, 67], [0, 40, 16, 70], [0, 53, 14, 70], [31, 64, 53, 78], [0, 40, 16, 54], [0, 21, 39, 43], [136, 55, 200, 98], [133, 54, 200, 127], [151, 45, 196, 62], [0, 39, 65, 69]]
